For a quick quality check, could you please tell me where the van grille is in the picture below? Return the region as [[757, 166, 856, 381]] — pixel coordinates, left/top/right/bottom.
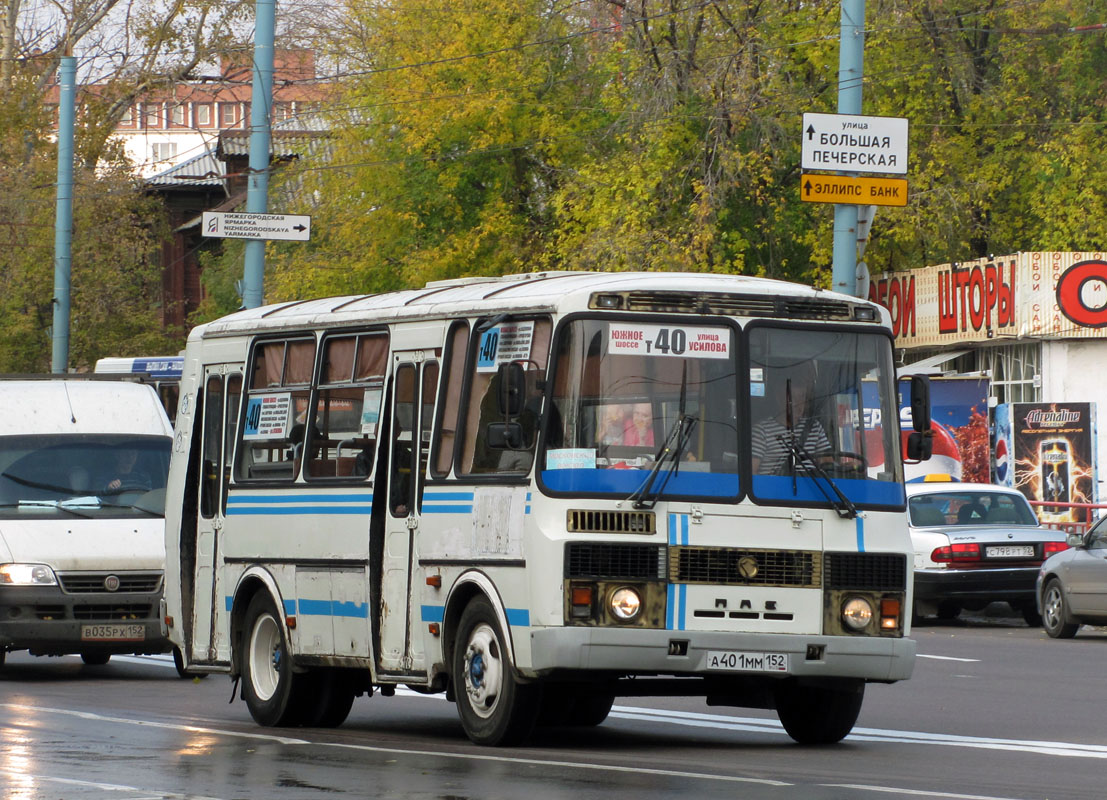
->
[[57, 572, 163, 594], [670, 547, 820, 588], [567, 509, 656, 534], [824, 552, 907, 591], [565, 543, 666, 579], [72, 603, 155, 621]]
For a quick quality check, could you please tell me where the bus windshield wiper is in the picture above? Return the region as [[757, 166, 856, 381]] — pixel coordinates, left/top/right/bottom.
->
[[625, 362, 697, 510], [778, 436, 857, 519]]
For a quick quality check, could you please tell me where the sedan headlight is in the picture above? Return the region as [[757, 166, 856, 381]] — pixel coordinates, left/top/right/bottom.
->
[[0, 563, 58, 586], [609, 587, 642, 621], [841, 596, 874, 631]]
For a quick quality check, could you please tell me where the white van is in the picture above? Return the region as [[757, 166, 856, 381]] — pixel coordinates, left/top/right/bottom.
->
[[0, 379, 173, 667]]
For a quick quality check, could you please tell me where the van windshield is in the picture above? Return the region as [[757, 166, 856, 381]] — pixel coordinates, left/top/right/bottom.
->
[[0, 435, 171, 518]]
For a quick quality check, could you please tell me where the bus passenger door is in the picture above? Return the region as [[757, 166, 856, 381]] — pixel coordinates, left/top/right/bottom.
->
[[190, 365, 242, 665], [379, 354, 438, 675]]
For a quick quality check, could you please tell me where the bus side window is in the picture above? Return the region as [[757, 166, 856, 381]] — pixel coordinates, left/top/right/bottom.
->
[[236, 338, 315, 481], [431, 322, 469, 478], [306, 333, 387, 480], [458, 318, 550, 476]]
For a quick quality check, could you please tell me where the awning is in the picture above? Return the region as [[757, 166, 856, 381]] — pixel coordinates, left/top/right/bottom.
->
[[898, 350, 969, 377]]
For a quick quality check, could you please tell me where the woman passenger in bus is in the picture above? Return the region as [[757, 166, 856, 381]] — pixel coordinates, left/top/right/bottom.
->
[[623, 402, 655, 447]]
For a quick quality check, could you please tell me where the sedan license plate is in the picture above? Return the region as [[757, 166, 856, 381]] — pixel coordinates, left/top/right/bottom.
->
[[985, 545, 1035, 558], [706, 650, 788, 672], [81, 623, 145, 642]]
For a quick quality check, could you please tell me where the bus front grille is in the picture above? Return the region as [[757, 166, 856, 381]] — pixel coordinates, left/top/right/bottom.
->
[[669, 547, 820, 588], [565, 543, 666, 580], [823, 552, 907, 591], [567, 509, 656, 534]]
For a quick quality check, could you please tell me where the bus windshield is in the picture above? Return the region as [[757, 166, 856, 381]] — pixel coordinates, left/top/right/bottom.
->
[[748, 324, 903, 508], [540, 318, 903, 508], [542, 318, 740, 500]]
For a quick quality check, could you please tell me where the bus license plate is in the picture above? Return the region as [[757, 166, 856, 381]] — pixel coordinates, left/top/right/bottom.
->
[[985, 545, 1034, 558], [706, 650, 788, 672], [81, 624, 145, 642]]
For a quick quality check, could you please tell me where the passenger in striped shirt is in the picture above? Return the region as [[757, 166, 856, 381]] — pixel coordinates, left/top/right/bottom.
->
[[751, 369, 831, 475]]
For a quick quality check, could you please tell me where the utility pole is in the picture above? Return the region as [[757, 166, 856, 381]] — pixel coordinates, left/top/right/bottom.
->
[[831, 0, 866, 297], [240, 0, 275, 309], [51, 55, 76, 373]]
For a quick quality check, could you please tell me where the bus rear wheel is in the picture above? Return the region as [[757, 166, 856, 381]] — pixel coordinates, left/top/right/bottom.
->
[[452, 597, 539, 746], [774, 679, 864, 744], [241, 592, 312, 726]]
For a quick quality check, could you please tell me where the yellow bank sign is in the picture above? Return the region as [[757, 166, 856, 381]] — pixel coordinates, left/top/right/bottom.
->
[[800, 174, 908, 207]]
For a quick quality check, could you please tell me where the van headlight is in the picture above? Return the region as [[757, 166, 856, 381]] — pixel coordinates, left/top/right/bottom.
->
[[0, 563, 58, 586], [841, 596, 874, 631], [609, 587, 642, 621]]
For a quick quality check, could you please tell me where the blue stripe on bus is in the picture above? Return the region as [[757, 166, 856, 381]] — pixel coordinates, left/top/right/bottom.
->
[[228, 494, 372, 504], [282, 598, 295, 615], [666, 583, 687, 631], [226, 506, 373, 515], [856, 515, 866, 552], [297, 599, 369, 619], [421, 504, 474, 514], [422, 492, 475, 501], [421, 605, 529, 628]]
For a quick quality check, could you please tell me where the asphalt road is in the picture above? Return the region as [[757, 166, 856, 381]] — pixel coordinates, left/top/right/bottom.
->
[[1, 611, 1105, 800]]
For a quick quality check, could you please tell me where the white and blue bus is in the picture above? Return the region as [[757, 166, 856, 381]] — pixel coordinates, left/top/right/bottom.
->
[[163, 271, 929, 745], [94, 355, 183, 423]]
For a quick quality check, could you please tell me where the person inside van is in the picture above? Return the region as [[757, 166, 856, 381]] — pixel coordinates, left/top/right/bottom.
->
[[104, 448, 151, 493]]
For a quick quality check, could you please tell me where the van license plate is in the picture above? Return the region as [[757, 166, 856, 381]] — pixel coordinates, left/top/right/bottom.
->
[[81, 624, 145, 642], [705, 651, 788, 672]]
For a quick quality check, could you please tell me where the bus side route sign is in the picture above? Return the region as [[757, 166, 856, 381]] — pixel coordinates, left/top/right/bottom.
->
[[202, 211, 311, 241], [800, 174, 908, 208]]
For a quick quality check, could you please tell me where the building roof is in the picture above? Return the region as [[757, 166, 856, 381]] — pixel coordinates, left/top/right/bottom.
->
[[146, 149, 226, 188]]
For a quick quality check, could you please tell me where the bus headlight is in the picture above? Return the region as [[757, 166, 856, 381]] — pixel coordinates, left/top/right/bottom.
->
[[0, 563, 58, 586], [841, 596, 874, 631], [609, 587, 642, 621]]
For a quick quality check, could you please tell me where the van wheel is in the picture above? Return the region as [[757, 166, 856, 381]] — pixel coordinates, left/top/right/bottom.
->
[[452, 597, 539, 746], [774, 680, 864, 744], [81, 653, 111, 666], [241, 593, 312, 726]]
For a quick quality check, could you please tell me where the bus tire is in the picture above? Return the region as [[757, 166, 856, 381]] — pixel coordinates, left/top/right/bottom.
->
[[774, 679, 864, 745], [306, 669, 357, 728], [81, 653, 110, 666], [241, 592, 311, 726], [452, 596, 539, 746]]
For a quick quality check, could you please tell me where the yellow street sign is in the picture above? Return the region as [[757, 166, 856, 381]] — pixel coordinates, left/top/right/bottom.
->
[[800, 173, 908, 207]]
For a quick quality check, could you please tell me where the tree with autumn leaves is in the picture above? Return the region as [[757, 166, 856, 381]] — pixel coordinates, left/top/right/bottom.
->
[[5, 1, 1107, 365]]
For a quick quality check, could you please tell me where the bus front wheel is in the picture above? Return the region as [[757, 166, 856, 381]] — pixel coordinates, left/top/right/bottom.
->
[[774, 679, 864, 744], [452, 597, 539, 746], [241, 592, 312, 726]]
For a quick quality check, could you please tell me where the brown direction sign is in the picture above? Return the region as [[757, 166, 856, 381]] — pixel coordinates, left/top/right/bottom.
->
[[800, 173, 908, 207]]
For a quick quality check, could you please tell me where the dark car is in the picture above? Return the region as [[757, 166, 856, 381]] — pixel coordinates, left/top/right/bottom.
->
[[1037, 517, 1107, 637], [906, 482, 1069, 625]]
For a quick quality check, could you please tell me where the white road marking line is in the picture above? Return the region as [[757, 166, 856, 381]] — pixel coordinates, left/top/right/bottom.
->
[[917, 654, 981, 662]]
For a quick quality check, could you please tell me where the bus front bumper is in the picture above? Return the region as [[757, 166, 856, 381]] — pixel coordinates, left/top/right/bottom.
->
[[528, 627, 915, 682]]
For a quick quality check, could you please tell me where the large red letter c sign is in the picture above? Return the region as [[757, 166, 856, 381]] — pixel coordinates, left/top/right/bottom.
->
[[1056, 260, 1107, 328]]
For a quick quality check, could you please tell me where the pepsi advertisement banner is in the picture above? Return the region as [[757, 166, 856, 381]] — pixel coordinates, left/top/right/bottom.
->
[[899, 377, 990, 483], [994, 402, 1098, 524]]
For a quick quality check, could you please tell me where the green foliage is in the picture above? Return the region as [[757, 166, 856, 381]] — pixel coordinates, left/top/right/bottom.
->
[[0, 71, 176, 371]]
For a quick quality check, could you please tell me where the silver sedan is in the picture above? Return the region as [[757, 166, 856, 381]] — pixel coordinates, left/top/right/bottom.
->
[[1037, 518, 1107, 637]]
